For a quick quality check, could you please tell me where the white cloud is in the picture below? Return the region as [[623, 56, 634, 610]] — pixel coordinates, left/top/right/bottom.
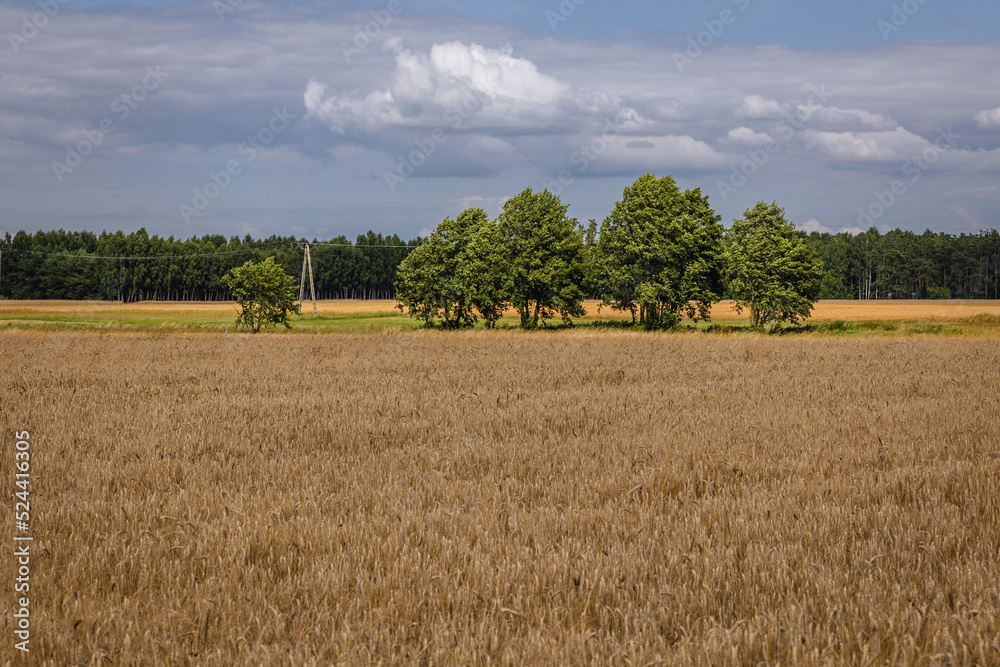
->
[[461, 135, 524, 172], [429, 42, 567, 104], [951, 205, 980, 227], [801, 127, 934, 162], [444, 195, 508, 216], [974, 107, 1000, 129], [800, 219, 890, 236], [721, 127, 773, 146], [798, 106, 898, 132], [948, 184, 1000, 197], [594, 134, 731, 172], [305, 41, 592, 133], [799, 218, 831, 233], [735, 95, 784, 120]]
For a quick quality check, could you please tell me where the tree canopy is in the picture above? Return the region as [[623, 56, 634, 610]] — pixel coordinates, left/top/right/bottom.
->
[[221, 257, 299, 333], [395, 208, 491, 329], [395, 195, 588, 330], [461, 215, 508, 328], [596, 174, 724, 328], [725, 201, 824, 329], [497, 188, 588, 328], [0, 229, 419, 302]]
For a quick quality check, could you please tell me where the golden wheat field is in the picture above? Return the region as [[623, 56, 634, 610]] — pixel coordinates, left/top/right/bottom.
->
[[2, 329, 999, 665], [3, 299, 1000, 332]]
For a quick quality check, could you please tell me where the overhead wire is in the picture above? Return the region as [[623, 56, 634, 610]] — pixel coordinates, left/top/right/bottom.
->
[[5, 240, 418, 261]]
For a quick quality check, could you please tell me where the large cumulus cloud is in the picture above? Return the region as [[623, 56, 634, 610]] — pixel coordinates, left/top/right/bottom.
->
[[304, 40, 731, 176]]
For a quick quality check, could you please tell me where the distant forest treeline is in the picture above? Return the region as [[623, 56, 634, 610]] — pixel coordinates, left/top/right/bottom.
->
[[1, 226, 998, 301], [800, 227, 999, 300], [0, 229, 420, 301]]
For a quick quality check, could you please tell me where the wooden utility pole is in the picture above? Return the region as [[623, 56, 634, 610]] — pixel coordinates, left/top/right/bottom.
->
[[298, 243, 318, 318], [298, 245, 307, 317], [306, 243, 318, 318]]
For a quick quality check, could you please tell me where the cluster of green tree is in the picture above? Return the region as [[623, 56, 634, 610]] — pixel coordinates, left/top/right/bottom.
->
[[2, 178, 997, 305], [0, 229, 420, 301], [396, 175, 824, 330], [804, 227, 1000, 300]]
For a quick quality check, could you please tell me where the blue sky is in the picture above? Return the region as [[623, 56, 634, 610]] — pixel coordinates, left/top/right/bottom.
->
[[2, 0, 999, 241]]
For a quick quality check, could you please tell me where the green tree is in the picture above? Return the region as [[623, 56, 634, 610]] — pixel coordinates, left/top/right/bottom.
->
[[394, 243, 440, 326], [581, 218, 601, 299], [496, 188, 587, 328], [725, 201, 823, 330], [221, 257, 299, 333], [806, 231, 849, 299], [597, 173, 724, 328], [461, 215, 509, 328], [395, 209, 487, 329]]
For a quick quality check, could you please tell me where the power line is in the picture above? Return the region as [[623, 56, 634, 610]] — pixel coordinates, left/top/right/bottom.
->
[[5, 241, 417, 261], [10, 245, 288, 261], [308, 242, 417, 248]]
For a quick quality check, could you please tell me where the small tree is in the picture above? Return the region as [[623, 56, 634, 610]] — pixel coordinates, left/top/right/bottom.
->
[[221, 257, 299, 333], [497, 188, 587, 328], [725, 201, 824, 330]]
